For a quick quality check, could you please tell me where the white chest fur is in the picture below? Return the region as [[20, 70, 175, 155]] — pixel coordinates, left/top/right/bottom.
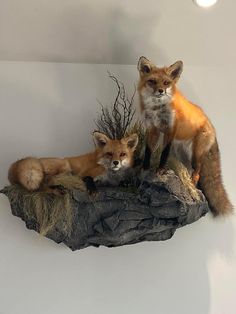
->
[[141, 93, 175, 132]]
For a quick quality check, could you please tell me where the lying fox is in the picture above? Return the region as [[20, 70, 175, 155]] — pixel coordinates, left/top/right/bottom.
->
[[8, 132, 138, 193], [137, 56, 233, 216]]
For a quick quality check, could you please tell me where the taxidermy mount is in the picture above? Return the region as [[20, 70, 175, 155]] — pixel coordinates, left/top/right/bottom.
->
[[137, 56, 233, 216], [1, 72, 232, 251]]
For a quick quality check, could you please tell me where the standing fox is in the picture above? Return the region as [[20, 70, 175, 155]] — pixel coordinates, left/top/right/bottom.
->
[[8, 132, 138, 193], [137, 56, 233, 216]]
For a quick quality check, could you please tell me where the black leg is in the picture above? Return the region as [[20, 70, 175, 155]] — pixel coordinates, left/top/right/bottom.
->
[[133, 156, 143, 167], [143, 145, 151, 170], [82, 176, 97, 194], [159, 143, 171, 169]]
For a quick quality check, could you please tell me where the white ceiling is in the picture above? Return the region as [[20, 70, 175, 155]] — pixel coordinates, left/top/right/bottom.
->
[[0, 0, 235, 66]]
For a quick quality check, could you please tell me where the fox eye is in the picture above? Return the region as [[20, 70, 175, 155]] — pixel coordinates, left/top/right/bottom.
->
[[106, 152, 113, 157], [120, 152, 126, 157], [164, 80, 170, 86], [147, 79, 156, 85]]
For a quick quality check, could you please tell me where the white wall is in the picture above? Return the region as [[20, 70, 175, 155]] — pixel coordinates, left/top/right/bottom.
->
[[0, 0, 235, 67], [0, 61, 235, 314]]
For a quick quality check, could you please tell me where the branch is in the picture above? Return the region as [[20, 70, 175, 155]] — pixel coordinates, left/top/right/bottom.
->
[[95, 73, 136, 139]]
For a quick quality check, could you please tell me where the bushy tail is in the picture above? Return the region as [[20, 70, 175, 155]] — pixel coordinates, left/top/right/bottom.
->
[[8, 158, 44, 191], [199, 141, 233, 216]]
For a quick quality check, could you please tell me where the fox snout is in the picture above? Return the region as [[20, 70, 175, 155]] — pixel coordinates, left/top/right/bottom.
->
[[97, 155, 130, 172], [145, 78, 173, 97], [111, 159, 129, 171], [111, 160, 122, 171], [146, 79, 166, 92]]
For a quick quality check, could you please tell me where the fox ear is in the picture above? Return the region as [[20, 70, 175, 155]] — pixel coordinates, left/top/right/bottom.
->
[[167, 61, 183, 82], [122, 133, 139, 150], [137, 56, 153, 75], [93, 132, 110, 148]]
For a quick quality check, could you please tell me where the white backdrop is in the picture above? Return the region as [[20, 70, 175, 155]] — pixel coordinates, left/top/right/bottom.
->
[[0, 61, 235, 314]]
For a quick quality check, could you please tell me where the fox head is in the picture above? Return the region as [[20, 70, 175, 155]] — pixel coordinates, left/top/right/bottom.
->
[[93, 132, 139, 172], [137, 56, 183, 105]]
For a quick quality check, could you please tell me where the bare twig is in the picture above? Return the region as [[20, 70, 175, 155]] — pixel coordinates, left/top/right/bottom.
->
[[95, 73, 136, 139]]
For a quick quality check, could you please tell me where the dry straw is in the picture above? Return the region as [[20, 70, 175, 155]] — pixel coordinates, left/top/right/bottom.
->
[[4, 174, 85, 237]]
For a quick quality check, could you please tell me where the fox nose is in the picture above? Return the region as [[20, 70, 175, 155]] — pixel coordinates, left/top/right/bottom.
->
[[158, 89, 164, 94], [113, 160, 119, 166]]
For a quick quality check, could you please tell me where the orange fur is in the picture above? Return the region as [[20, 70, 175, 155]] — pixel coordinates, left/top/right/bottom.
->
[[8, 132, 138, 192], [138, 56, 233, 216]]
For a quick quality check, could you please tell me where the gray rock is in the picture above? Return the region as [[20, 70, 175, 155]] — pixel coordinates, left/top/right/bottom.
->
[[0, 171, 209, 251]]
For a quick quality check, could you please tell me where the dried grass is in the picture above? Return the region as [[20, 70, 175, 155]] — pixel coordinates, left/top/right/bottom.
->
[[3, 184, 75, 237]]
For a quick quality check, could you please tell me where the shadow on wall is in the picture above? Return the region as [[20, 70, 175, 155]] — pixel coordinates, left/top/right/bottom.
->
[[49, 1, 169, 65], [77, 215, 236, 314], [0, 191, 235, 314], [108, 6, 167, 65], [134, 216, 236, 314]]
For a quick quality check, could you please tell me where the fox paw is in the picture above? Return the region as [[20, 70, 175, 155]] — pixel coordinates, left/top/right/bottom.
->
[[83, 176, 98, 197]]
